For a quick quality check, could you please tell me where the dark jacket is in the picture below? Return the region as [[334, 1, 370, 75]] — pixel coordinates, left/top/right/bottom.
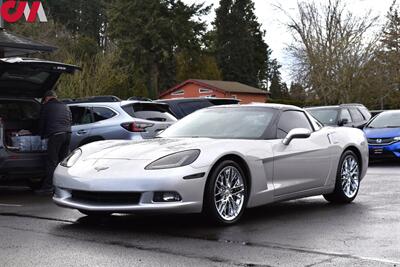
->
[[39, 98, 72, 138]]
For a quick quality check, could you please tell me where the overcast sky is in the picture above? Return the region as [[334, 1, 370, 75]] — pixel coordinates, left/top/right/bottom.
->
[[182, 0, 394, 84]]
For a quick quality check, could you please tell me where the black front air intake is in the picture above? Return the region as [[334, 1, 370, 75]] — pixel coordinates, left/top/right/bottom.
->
[[71, 190, 141, 205]]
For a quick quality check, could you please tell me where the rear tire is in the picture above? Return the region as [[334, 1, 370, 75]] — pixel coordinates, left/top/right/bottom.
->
[[323, 150, 360, 203], [203, 160, 248, 225]]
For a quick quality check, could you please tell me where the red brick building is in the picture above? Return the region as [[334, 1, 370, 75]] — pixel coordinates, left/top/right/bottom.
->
[[159, 79, 268, 104]]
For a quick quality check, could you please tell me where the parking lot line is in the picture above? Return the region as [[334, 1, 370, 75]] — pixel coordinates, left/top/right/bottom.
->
[[0, 203, 22, 207]]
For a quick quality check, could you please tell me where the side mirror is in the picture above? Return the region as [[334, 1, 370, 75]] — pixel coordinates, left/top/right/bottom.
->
[[338, 118, 348, 126], [282, 128, 312, 145]]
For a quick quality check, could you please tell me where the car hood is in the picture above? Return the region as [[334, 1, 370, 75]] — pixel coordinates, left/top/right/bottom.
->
[[0, 57, 80, 98], [83, 138, 218, 161], [364, 127, 400, 138]]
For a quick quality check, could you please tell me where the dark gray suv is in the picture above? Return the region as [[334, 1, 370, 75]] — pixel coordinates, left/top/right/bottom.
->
[[306, 103, 371, 128], [0, 58, 79, 188]]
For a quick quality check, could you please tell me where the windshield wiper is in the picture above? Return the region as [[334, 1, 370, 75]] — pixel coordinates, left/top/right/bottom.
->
[[384, 126, 400, 128]]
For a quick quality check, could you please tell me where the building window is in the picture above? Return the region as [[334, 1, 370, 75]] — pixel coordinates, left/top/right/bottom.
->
[[231, 95, 237, 99], [171, 89, 184, 96], [199, 88, 213, 94]]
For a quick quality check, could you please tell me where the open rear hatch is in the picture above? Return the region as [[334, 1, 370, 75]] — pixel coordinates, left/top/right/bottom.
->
[[0, 58, 80, 153], [0, 57, 80, 98]]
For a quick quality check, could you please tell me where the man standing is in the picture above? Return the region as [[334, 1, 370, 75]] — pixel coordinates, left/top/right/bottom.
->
[[37, 90, 72, 194]]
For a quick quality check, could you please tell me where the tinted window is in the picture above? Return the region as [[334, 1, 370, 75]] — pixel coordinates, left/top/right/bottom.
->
[[277, 111, 313, 138], [0, 100, 40, 120], [0, 69, 50, 84], [340, 109, 353, 123], [70, 106, 92, 125], [123, 103, 176, 122], [177, 101, 212, 116], [367, 111, 400, 128], [92, 107, 116, 122], [161, 107, 276, 139], [349, 108, 364, 122], [307, 108, 338, 125]]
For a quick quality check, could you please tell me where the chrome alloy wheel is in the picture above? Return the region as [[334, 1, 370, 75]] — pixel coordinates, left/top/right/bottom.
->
[[214, 166, 245, 221], [341, 155, 360, 198]]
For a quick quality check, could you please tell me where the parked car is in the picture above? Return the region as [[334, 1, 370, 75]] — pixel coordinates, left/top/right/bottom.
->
[[127, 96, 153, 102], [370, 110, 385, 117], [62, 95, 122, 103], [53, 103, 368, 225], [306, 104, 371, 128], [364, 110, 400, 160], [0, 57, 79, 188], [156, 97, 240, 119], [68, 100, 177, 150]]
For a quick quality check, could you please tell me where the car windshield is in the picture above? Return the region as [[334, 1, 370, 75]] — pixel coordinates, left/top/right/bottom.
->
[[367, 112, 400, 128], [307, 108, 338, 125], [160, 107, 276, 139]]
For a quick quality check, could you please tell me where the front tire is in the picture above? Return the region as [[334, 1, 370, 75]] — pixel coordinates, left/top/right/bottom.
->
[[203, 160, 248, 225], [27, 178, 43, 191], [323, 150, 361, 203]]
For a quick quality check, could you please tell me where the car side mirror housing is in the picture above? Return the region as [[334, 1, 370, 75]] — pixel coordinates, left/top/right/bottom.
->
[[282, 128, 312, 145], [338, 118, 348, 126]]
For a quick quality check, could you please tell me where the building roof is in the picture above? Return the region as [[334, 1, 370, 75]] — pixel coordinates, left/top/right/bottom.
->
[[0, 29, 57, 57], [160, 79, 267, 98]]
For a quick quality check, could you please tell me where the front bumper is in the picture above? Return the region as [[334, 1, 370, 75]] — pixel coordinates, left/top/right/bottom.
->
[[53, 164, 209, 214], [368, 141, 400, 159]]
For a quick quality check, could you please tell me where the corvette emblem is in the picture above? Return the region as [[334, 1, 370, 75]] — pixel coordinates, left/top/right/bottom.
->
[[376, 139, 382, 144], [94, 166, 109, 172]]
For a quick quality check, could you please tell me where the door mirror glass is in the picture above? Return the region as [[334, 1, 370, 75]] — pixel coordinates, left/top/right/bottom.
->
[[338, 118, 348, 126], [282, 128, 312, 145]]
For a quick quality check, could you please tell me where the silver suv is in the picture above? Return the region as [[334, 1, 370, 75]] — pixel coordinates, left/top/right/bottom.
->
[[68, 100, 177, 150]]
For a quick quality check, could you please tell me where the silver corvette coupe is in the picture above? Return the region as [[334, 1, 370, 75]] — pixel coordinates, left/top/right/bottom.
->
[[53, 104, 368, 224]]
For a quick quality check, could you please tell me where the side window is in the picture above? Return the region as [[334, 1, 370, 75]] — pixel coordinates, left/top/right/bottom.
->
[[92, 107, 116, 122], [277, 111, 313, 139], [340, 109, 353, 123], [70, 106, 93, 125], [349, 108, 363, 122], [358, 107, 371, 120]]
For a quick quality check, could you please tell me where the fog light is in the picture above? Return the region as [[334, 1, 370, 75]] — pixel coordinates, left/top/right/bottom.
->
[[153, 192, 182, 202]]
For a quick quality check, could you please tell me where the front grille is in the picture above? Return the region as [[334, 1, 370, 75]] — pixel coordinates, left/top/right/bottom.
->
[[71, 190, 141, 205], [367, 138, 396, 145]]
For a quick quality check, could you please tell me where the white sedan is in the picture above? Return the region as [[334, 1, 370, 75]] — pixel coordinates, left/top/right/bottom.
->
[[53, 104, 368, 225]]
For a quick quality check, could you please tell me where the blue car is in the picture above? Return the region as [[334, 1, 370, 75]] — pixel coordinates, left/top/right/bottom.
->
[[364, 110, 400, 160]]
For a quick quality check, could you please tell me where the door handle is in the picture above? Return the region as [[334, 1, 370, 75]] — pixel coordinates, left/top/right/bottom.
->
[[77, 130, 88, 135]]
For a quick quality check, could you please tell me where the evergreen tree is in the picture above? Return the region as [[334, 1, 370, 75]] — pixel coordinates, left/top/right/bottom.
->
[[268, 59, 283, 99], [108, 0, 210, 98], [380, 1, 400, 95], [214, 0, 270, 88], [290, 82, 306, 102], [45, 0, 107, 47]]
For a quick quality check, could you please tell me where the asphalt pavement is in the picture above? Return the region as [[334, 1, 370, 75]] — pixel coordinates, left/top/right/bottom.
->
[[0, 162, 399, 266]]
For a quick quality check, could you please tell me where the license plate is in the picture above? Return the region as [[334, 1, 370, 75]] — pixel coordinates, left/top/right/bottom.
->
[[373, 148, 383, 154]]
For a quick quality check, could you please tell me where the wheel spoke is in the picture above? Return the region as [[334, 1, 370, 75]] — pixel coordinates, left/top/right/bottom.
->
[[213, 165, 245, 221], [340, 155, 360, 198]]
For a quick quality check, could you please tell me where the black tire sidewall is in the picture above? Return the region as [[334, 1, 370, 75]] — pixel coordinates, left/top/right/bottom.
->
[[204, 160, 248, 225]]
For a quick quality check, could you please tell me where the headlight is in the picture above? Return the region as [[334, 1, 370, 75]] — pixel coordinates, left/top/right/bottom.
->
[[145, 150, 200, 170], [394, 137, 400, 141], [60, 149, 82, 168]]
